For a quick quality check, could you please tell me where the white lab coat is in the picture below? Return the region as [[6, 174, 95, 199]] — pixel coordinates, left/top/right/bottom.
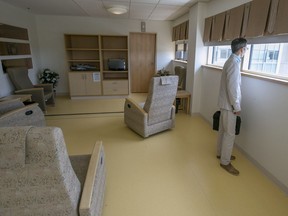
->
[[217, 54, 242, 165], [218, 54, 242, 112]]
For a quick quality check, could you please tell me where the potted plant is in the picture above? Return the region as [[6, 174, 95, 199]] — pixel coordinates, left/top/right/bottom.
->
[[39, 68, 60, 89]]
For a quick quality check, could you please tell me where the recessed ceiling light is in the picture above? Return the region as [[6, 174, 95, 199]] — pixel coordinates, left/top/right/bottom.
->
[[107, 5, 128, 15]]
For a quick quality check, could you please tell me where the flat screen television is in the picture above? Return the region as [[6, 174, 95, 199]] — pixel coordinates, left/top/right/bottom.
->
[[108, 58, 126, 71]]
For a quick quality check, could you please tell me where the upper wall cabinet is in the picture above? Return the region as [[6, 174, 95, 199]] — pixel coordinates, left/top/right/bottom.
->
[[203, 17, 213, 43], [223, 5, 245, 40], [203, 0, 288, 44], [270, 0, 288, 35], [210, 12, 226, 42], [245, 0, 271, 37], [172, 21, 189, 41], [240, 3, 251, 38], [0, 24, 32, 72]]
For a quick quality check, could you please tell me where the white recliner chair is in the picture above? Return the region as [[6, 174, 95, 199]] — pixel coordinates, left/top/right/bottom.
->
[[124, 75, 178, 138]]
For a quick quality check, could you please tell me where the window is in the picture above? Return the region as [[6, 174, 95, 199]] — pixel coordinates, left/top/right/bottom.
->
[[207, 46, 232, 67], [175, 40, 188, 61], [207, 43, 288, 79]]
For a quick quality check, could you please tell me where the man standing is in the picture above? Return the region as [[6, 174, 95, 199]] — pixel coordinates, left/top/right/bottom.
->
[[217, 38, 247, 176]]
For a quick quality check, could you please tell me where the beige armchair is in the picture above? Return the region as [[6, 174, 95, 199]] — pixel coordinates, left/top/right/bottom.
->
[[174, 66, 187, 113], [0, 126, 106, 216], [7, 67, 55, 112], [174, 66, 186, 90], [0, 99, 45, 126], [124, 75, 178, 138]]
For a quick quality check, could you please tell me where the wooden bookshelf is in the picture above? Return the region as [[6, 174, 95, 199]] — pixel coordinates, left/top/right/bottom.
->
[[65, 34, 129, 97]]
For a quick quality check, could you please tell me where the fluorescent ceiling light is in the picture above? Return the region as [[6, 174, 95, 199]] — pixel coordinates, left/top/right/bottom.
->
[[107, 5, 128, 15]]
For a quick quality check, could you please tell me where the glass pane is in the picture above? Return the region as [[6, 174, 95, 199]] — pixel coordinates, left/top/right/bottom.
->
[[175, 40, 188, 61], [207, 43, 288, 79], [243, 43, 288, 78], [208, 45, 231, 67]]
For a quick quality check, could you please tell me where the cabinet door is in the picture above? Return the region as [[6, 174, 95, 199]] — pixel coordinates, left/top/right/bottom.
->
[[85, 72, 102, 95], [69, 73, 86, 96]]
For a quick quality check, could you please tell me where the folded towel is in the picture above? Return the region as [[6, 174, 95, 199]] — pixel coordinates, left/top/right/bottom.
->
[[160, 76, 172, 85]]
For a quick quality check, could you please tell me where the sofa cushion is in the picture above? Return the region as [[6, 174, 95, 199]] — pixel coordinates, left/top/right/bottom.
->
[[0, 127, 32, 169]]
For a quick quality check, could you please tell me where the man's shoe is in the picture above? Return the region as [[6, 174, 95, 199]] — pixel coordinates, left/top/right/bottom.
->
[[217, 155, 236, 160], [220, 163, 240, 176]]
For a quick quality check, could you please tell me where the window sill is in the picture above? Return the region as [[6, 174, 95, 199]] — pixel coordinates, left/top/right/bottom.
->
[[202, 64, 222, 71], [173, 59, 187, 64], [241, 71, 288, 85], [202, 64, 288, 85]]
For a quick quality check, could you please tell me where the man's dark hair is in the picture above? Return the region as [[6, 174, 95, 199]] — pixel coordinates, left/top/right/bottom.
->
[[231, 37, 247, 53]]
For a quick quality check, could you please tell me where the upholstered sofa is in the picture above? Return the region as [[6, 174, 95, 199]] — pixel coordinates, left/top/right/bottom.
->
[[0, 99, 45, 127], [0, 126, 106, 216]]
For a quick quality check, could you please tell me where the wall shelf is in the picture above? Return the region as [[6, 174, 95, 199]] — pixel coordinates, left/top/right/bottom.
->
[[0, 24, 32, 72]]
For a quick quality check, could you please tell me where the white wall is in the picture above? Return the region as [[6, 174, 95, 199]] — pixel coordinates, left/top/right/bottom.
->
[[0, 1, 41, 97], [35, 16, 174, 94], [201, 67, 288, 193], [198, 0, 288, 193], [186, 3, 208, 113]]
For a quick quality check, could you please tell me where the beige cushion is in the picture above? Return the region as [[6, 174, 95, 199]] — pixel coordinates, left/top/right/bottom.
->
[[0, 127, 32, 169]]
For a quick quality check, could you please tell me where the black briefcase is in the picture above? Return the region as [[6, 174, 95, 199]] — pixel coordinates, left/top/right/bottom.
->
[[213, 111, 241, 135]]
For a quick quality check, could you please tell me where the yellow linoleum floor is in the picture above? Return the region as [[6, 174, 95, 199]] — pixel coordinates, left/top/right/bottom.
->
[[45, 96, 288, 216]]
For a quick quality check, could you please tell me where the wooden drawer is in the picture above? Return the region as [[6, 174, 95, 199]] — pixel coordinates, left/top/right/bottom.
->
[[103, 80, 128, 95]]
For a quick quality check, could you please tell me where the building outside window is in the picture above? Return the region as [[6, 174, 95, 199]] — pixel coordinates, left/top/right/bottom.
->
[[207, 45, 231, 67], [175, 40, 188, 61], [207, 43, 288, 79]]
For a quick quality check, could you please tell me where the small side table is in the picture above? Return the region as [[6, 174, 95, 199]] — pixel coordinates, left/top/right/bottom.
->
[[175, 90, 191, 114], [0, 94, 32, 102]]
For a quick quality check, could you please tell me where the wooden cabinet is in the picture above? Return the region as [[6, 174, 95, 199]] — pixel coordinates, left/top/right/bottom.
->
[[65, 35, 100, 72], [103, 80, 128, 95], [65, 34, 129, 97], [68, 72, 102, 96], [101, 35, 129, 81], [0, 24, 32, 72]]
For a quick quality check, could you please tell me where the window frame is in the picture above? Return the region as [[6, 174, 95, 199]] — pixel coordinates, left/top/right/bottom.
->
[[206, 43, 288, 83], [174, 40, 188, 62]]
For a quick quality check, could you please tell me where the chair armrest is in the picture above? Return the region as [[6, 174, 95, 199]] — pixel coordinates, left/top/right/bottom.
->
[[15, 88, 44, 93], [0, 98, 24, 114], [34, 83, 53, 92], [0, 103, 45, 126], [79, 141, 106, 216], [15, 89, 46, 111], [124, 98, 148, 122], [171, 105, 176, 119]]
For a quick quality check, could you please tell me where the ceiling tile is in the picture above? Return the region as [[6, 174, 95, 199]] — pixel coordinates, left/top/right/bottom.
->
[[74, 0, 109, 17], [129, 3, 156, 20], [131, 0, 159, 3], [159, 0, 194, 6], [0, 0, 212, 21], [2, 0, 87, 16]]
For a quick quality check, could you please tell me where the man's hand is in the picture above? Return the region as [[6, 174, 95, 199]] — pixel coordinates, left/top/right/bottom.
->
[[234, 111, 241, 115]]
